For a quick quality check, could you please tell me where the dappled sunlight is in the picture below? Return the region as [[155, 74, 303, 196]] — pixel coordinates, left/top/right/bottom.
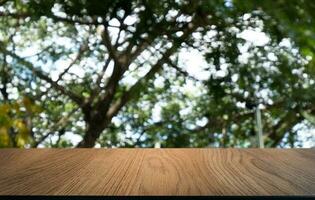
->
[[0, 0, 314, 148]]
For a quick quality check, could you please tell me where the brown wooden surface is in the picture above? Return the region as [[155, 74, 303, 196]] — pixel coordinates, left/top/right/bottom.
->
[[0, 149, 314, 196]]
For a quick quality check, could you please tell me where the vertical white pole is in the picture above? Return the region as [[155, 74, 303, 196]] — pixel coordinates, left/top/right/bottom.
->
[[154, 141, 161, 148], [256, 106, 264, 148]]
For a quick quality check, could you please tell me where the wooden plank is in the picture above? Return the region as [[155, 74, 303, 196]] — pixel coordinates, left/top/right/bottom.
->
[[0, 149, 314, 196]]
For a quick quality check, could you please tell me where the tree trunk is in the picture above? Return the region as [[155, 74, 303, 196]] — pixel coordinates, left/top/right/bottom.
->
[[77, 123, 105, 148], [76, 109, 110, 148]]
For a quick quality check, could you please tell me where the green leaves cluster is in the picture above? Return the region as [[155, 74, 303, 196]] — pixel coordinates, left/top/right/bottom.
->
[[0, 97, 41, 147]]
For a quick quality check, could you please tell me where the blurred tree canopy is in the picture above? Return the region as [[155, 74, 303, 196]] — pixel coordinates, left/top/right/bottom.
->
[[0, 0, 314, 148]]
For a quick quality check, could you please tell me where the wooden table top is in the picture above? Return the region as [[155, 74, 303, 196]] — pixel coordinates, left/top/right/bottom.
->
[[0, 149, 314, 196]]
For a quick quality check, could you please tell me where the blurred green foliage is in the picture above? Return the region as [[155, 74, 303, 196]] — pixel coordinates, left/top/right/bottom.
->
[[0, 97, 41, 147], [0, 0, 314, 148]]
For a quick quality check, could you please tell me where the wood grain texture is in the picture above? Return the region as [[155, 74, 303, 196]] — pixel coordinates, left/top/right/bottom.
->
[[0, 149, 314, 196]]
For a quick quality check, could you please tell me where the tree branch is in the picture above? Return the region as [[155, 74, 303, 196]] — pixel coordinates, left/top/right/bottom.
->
[[106, 47, 178, 119], [101, 25, 120, 64], [33, 107, 79, 147], [89, 58, 112, 102], [106, 22, 199, 120], [56, 42, 88, 83], [152, 48, 203, 83], [0, 43, 84, 105], [0, 0, 9, 6], [266, 108, 303, 147]]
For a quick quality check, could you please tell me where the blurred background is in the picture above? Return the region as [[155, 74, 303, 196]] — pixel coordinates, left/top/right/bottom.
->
[[0, 0, 314, 148]]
